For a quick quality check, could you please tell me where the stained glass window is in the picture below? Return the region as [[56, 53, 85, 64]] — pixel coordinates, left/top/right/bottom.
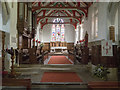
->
[[52, 24, 56, 41], [51, 18, 65, 42]]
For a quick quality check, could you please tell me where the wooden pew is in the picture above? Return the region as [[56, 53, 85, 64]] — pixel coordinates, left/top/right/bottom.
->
[[42, 51, 49, 64], [2, 79, 31, 90], [88, 81, 120, 90], [68, 51, 75, 63]]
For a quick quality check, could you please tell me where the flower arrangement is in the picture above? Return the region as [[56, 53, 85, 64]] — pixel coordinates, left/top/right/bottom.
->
[[39, 43, 44, 47], [93, 64, 110, 80]]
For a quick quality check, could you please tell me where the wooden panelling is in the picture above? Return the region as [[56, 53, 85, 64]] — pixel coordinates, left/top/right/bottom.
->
[[67, 43, 74, 51], [91, 46, 101, 65], [22, 36, 28, 49], [50, 42, 67, 47], [43, 43, 50, 51], [2, 79, 31, 90], [81, 47, 89, 64], [91, 45, 118, 68], [29, 48, 38, 64], [2, 31, 5, 71], [88, 81, 120, 90]]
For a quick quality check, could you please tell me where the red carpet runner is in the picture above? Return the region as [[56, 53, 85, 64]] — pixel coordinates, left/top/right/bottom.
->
[[48, 56, 72, 64], [41, 72, 83, 82]]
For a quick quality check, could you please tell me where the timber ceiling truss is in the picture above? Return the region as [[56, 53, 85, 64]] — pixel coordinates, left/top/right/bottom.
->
[[32, 1, 92, 29]]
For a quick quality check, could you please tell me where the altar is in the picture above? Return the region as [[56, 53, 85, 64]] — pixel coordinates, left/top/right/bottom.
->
[[51, 47, 67, 52], [50, 42, 67, 52]]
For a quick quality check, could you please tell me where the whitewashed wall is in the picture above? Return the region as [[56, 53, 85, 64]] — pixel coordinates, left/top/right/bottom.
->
[[42, 24, 51, 43], [64, 25, 75, 43], [81, 2, 119, 44], [0, 2, 18, 71], [0, 3, 3, 30], [40, 24, 75, 43], [0, 2, 18, 48], [81, 3, 109, 42], [107, 2, 119, 45], [9, 2, 18, 48], [0, 2, 10, 33]]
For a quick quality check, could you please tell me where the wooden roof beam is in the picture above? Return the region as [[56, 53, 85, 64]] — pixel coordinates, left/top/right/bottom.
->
[[37, 16, 82, 19], [32, 6, 88, 11]]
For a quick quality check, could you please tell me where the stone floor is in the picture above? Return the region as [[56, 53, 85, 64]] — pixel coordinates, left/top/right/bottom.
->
[[14, 63, 104, 89]]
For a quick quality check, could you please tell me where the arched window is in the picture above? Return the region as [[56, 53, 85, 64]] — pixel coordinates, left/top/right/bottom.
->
[[51, 18, 65, 42]]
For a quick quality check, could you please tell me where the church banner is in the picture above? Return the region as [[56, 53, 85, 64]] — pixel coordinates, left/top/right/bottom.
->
[[101, 40, 113, 56]]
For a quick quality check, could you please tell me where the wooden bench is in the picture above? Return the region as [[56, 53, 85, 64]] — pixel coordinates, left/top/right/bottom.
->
[[88, 81, 120, 90], [2, 79, 31, 90]]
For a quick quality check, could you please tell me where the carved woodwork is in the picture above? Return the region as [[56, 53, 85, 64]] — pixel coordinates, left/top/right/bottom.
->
[[2, 31, 5, 71], [32, 12, 37, 38], [118, 47, 120, 81], [67, 43, 74, 51], [29, 48, 38, 64], [6, 47, 16, 78], [68, 51, 75, 63], [17, 2, 33, 50], [22, 36, 28, 49], [81, 46, 89, 64], [10, 53, 16, 78], [43, 43, 50, 52], [91, 45, 100, 65], [2, 79, 31, 90], [85, 31, 88, 47], [88, 81, 120, 89], [50, 42, 67, 47], [18, 35, 29, 49]]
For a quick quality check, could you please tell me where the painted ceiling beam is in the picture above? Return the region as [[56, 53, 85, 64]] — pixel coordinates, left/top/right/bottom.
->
[[45, 2, 54, 7], [47, 10, 56, 16], [32, 6, 88, 11], [61, 10, 71, 16], [40, 21, 78, 29], [45, 10, 53, 16], [37, 10, 43, 16], [32, 0, 38, 6], [37, 16, 81, 23], [38, 2, 41, 6], [50, 10, 60, 16], [43, 22, 76, 24], [77, 2, 80, 7], [37, 16, 82, 19]]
